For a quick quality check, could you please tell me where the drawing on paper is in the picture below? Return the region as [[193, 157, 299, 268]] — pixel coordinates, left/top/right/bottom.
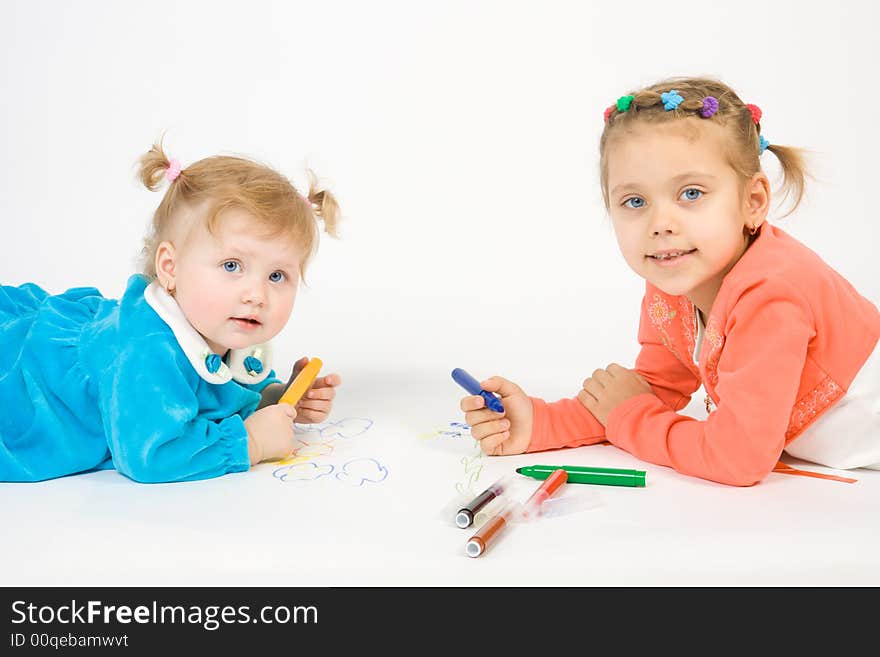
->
[[271, 417, 388, 486], [336, 458, 388, 487], [418, 420, 471, 440], [418, 420, 485, 496]]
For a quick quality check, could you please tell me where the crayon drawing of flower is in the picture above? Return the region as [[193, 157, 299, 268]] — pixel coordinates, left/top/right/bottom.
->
[[335, 458, 389, 487], [273, 461, 335, 482]]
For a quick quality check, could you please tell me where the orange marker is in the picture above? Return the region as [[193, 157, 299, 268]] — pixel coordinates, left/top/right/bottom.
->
[[518, 468, 567, 521], [465, 500, 516, 558], [278, 357, 323, 406]]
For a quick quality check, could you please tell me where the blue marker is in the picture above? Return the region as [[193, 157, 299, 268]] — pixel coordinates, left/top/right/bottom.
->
[[451, 368, 505, 413]]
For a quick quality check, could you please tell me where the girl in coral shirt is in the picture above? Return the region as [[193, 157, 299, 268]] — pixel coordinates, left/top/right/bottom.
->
[[459, 77, 880, 486]]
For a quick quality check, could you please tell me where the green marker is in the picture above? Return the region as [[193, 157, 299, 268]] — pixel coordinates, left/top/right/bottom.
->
[[517, 464, 646, 487]]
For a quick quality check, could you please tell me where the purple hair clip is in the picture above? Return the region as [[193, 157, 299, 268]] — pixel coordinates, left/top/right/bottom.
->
[[701, 96, 719, 118]]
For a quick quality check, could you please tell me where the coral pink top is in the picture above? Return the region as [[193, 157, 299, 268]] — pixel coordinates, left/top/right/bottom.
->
[[527, 224, 880, 486]]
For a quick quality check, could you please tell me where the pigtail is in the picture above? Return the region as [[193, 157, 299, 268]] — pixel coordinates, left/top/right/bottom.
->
[[138, 142, 173, 192], [765, 143, 809, 217], [306, 169, 341, 237]]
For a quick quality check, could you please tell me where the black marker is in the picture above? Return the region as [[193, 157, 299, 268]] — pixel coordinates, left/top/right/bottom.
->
[[455, 476, 510, 528]]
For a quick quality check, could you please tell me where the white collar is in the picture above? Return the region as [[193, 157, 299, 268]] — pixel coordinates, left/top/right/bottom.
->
[[144, 281, 274, 385]]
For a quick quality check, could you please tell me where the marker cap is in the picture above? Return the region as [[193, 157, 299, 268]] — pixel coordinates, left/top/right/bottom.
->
[[511, 491, 602, 522]]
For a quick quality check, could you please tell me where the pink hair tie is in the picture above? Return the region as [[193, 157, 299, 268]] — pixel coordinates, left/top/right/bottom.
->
[[166, 158, 182, 182]]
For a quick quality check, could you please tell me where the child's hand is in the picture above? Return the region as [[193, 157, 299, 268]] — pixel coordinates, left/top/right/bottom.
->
[[577, 364, 653, 425], [286, 356, 342, 424], [460, 376, 533, 456], [244, 403, 297, 464]]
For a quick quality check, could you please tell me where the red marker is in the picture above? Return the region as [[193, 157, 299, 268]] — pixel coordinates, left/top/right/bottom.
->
[[518, 468, 567, 521]]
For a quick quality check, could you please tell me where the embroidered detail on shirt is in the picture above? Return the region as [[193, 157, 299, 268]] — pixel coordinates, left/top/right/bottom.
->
[[785, 377, 844, 440], [649, 294, 688, 366], [680, 299, 697, 361], [704, 394, 716, 414], [702, 316, 725, 387], [648, 295, 674, 326]]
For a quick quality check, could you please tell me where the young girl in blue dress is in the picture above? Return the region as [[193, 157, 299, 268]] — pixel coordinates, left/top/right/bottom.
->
[[1, 143, 342, 483]]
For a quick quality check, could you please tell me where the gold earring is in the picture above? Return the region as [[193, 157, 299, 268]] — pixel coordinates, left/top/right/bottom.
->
[[748, 224, 758, 236]]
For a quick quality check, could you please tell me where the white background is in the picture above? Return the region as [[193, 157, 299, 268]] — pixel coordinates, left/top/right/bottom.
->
[[3, 0, 878, 398], [2, 1, 879, 586]]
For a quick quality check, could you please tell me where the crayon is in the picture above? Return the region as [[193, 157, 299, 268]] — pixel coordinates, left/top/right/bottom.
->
[[279, 357, 323, 407], [451, 368, 504, 413]]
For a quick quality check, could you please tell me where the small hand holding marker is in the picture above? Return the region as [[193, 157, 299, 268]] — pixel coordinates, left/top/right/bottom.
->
[[453, 368, 533, 456], [279, 357, 342, 424]]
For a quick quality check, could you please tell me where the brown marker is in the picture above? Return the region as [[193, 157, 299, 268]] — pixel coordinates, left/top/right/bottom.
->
[[465, 500, 515, 558]]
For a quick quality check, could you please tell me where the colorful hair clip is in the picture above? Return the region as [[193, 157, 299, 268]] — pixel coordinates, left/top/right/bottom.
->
[[166, 158, 182, 182], [616, 95, 634, 113], [746, 104, 762, 125], [661, 90, 683, 111], [700, 96, 719, 118], [758, 135, 770, 154], [603, 104, 615, 122]]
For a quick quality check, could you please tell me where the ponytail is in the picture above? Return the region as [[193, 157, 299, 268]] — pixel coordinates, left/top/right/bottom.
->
[[765, 143, 809, 217], [306, 169, 341, 237], [138, 141, 175, 192]]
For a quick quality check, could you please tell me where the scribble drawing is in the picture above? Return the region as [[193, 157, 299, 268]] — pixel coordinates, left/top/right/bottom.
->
[[456, 445, 484, 497], [272, 418, 386, 485], [274, 439, 335, 466], [273, 461, 335, 482], [296, 440, 335, 459], [276, 417, 375, 466], [295, 417, 374, 440], [335, 458, 389, 487], [418, 420, 472, 440]]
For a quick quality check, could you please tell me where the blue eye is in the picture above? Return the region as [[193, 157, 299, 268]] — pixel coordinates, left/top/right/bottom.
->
[[269, 271, 286, 283], [222, 261, 240, 273], [623, 196, 646, 209], [681, 188, 703, 201]]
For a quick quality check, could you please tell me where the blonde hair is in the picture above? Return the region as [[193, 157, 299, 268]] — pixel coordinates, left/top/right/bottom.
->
[[599, 77, 809, 216], [138, 140, 340, 280]]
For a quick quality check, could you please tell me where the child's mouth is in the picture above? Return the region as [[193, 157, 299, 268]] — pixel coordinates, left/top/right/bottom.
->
[[647, 248, 697, 265], [231, 317, 262, 329]]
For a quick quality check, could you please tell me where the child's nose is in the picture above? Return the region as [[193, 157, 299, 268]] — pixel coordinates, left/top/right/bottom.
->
[[241, 277, 268, 305], [647, 205, 680, 236]]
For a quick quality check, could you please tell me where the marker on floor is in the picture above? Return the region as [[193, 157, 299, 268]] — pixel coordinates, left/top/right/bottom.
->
[[466, 500, 516, 558], [455, 475, 511, 529]]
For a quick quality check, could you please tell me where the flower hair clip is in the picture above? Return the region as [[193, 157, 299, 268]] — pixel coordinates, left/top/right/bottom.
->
[[700, 96, 719, 118], [746, 104, 762, 125], [759, 135, 770, 154], [661, 89, 683, 111], [166, 158, 182, 182]]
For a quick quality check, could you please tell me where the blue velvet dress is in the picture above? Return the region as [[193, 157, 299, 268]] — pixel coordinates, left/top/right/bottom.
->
[[0, 274, 279, 483]]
